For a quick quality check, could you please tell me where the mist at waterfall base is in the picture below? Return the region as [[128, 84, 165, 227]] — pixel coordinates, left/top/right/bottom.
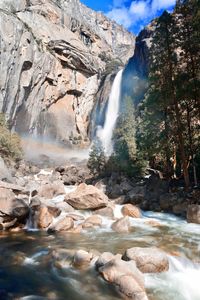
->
[[96, 69, 123, 156], [21, 136, 89, 166]]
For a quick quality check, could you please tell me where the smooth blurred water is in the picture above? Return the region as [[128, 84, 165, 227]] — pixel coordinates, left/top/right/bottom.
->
[[0, 210, 199, 300]]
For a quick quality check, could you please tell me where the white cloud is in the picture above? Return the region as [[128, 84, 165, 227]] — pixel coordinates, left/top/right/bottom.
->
[[107, 7, 132, 28], [151, 0, 176, 12], [129, 1, 150, 20], [106, 0, 176, 31]]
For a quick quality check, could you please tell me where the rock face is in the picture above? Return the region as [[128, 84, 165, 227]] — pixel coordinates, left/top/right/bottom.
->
[[0, 0, 135, 144], [121, 22, 155, 106], [122, 247, 169, 273], [65, 183, 108, 210]]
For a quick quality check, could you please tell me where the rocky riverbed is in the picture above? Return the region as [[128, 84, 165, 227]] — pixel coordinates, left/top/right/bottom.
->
[[0, 161, 200, 300]]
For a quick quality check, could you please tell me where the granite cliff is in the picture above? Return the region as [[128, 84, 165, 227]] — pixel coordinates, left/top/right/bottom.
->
[[0, 0, 135, 145]]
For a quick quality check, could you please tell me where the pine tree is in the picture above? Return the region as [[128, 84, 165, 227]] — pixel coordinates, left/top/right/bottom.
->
[[112, 96, 147, 177], [87, 138, 106, 176]]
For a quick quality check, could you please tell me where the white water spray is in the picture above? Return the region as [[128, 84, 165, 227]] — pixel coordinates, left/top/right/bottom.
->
[[97, 69, 123, 156]]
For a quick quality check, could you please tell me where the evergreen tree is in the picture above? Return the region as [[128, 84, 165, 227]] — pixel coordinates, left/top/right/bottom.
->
[[138, 10, 194, 188], [87, 138, 106, 176], [112, 96, 147, 177]]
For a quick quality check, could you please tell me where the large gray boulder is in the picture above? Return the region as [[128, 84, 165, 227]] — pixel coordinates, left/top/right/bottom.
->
[[122, 247, 169, 273], [65, 183, 108, 210]]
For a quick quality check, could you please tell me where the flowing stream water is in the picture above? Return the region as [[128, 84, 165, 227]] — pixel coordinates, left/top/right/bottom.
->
[[0, 205, 199, 300], [97, 69, 123, 156]]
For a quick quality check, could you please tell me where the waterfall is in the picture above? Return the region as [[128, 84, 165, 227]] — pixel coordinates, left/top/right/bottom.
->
[[97, 69, 123, 156]]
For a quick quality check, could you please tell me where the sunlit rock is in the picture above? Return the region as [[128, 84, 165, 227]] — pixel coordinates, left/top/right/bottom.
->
[[112, 217, 130, 233], [65, 183, 108, 210], [121, 204, 141, 218], [122, 247, 169, 273]]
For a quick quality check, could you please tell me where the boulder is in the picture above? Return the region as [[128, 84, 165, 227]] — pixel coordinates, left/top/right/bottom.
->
[[0, 157, 13, 182], [187, 205, 200, 224], [37, 206, 53, 229], [38, 181, 65, 199], [99, 258, 144, 290], [56, 202, 75, 213], [115, 275, 148, 300], [95, 252, 115, 269], [0, 181, 27, 194], [65, 183, 108, 210], [67, 214, 85, 221], [93, 206, 114, 219], [173, 202, 187, 216], [84, 215, 102, 227], [159, 193, 174, 211], [121, 204, 141, 218], [122, 247, 169, 273], [73, 250, 93, 267], [49, 217, 74, 232], [0, 188, 29, 223], [127, 186, 145, 205], [112, 217, 130, 233]]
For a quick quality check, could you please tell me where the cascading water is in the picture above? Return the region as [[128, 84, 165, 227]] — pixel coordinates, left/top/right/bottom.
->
[[97, 69, 123, 156]]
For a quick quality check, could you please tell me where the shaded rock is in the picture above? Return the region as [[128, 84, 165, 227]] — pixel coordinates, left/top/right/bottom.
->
[[112, 217, 130, 233], [84, 215, 102, 226], [0, 188, 29, 223], [115, 275, 148, 300], [0, 157, 13, 182], [49, 217, 74, 232], [95, 252, 115, 269], [145, 175, 169, 202], [173, 202, 187, 216], [122, 247, 169, 273], [38, 181, 65, 199], [187, 205, 200, 224], [65, 183, 108, 210], [73, 250, 93, 267], [159, 193, 175, 211], [127, 186, 145, 205], [122, 204, 141, 218]]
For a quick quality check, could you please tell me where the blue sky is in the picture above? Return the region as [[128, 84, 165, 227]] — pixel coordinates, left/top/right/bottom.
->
[[81, 0, 176, 34]]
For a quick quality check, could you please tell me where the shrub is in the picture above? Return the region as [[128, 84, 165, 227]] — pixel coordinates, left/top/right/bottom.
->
[[0, 113, 22, 161]]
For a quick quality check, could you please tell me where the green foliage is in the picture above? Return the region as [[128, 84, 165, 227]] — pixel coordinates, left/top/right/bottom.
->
[[87, 138, 106, 176], [112, 96, 148, 177], [0, 113, 22, 161], [138, 2, 200, 186]]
